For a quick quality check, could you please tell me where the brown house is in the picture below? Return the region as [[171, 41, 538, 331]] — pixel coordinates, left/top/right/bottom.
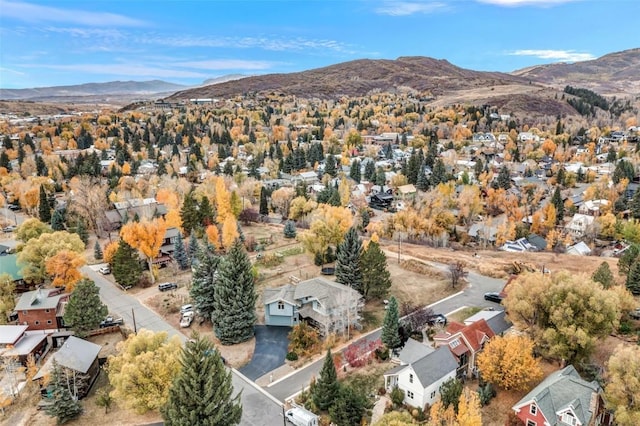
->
[[15, 288, 68, 331], [0, 325, 48, 364]]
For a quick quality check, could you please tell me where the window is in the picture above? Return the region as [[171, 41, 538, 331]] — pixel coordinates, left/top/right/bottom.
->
[[526, 421, 537, 426], [277, 301, 285, 310], [530, 405, 537, 416], [23, 310, 28, 315], [45, 309, 50, 313], [409, 374, 413, 383], [47, 320, 52, 325], [34, 321, 40, 325], [561, 412, 577, 426], [430, 391, 436, 399], [407, 391, 414, 399]]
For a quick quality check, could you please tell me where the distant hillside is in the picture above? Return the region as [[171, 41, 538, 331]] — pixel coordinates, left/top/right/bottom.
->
[[512, 48, 640, 96], [202, 74, 251, 86], [0, 80, 189, 101]]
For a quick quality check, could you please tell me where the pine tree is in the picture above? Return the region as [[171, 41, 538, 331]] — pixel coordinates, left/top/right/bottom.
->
[[312, 349, 340, 411], [73, 220, 88, 245], [496, 165, 511, 190], [112, 240, 143, 289], [591, 261, 614, 288], [630, 189, 640, 219], [283, 220, 297, 239], [364, 160, 376, 182], [161, 334, 242, 426], [360, 241, 391, 300], [626, 260, 640, 295], [325, 154, 337, 177], [212, 239, 257, 344], [259, 187, 269, 215], [416, 161, 430, 191], [335, 227, 363, 293], [551, 186, 564, 224], [63, 279, 108, 336], [51, 209, 65, 231], [94, 240, 103, 261], [188, 235, 200, 264], [174, 233, 189, 270], [329, 384, 367, 426], [39, 184, 51, 223], [198, 196, 215, 227], [190, 248, 219, 323], [45, 361, 83, 424], [349, 160, 361, 183], [376, 166, 386, 186], [180, 192, 199, 236], [381, 296, 401, 350], [431, 159, 447, 186]]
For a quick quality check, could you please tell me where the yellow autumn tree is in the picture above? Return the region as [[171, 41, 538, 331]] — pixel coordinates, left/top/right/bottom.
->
[[120, 218, 167, 283], [103, 241, 119, 265], [456, 389, 482, 426], [477, 335, 543, 391], [605, 345, 640, 426], [45, 249, 86, 292], [429, 399, 456, 426], [214, 177, 232, 224], [300, 205, 353, 262], [205, 224, 220, 250], [221, 216, 239, 251]]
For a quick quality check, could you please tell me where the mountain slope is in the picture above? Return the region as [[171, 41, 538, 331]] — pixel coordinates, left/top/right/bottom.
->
[[512, 48, 640, 95]]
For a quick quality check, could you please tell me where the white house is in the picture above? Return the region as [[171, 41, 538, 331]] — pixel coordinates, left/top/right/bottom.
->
[[565, 214, 595, 238], [384, 344, 458, 409]]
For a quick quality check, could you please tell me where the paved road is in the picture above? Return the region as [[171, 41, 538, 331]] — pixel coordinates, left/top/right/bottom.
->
[[266, 251, 506, 402], [239, 325, 291, 381], [80, 265, 288, 426]]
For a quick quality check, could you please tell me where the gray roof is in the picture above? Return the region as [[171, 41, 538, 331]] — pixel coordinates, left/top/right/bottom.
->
[[293, 278, 362, 311], [33, 336, 101, 380], [165, 227, 181, 239], [513, 365, 601, 426], [485, 311, 512, 335], [411, 346, 458, 388], [2, 331, 47, 357], [0, 325, 28, 345], [396, 338, 435, 365], [263, 284, 297, 306], [15, 288, 65, 312]]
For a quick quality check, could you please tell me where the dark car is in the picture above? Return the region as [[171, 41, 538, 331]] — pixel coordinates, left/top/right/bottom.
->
[[8, 204, 21, 211], [426, 314, 448, 326], [2, 225, 17, 233], [484, 292, 504, 304], [158, 282, 178, 291]]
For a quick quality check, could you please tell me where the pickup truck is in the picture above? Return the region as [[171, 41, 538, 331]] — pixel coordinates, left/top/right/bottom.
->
[[100, 316, 124, 328]]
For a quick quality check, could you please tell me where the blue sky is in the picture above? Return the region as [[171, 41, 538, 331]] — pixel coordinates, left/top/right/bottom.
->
[[0, 0, 638, 89]]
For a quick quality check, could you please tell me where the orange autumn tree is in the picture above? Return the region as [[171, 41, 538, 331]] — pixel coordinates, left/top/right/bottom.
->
[[45, 249, 86, 292], [476, 334, 543, 391], [205, 224, 220, 250], [120, 218, 167, 283], [103, 241, 119, 265]]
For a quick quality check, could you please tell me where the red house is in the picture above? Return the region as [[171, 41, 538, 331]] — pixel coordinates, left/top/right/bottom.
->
[[512, 365, 613, 426], [15, 288, 68, 331], [432, 318, 495, 378]]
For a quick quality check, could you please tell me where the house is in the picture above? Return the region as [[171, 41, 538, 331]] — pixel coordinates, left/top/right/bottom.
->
[[432, 319, 495, 378], [156, 227, 181, 266], [579, 199, 609, 216], [397, 184, 417, 200], [15, 288, 68, 331], [0, 325, 48, 364], [263, 278, 363, 336], [293, 171, 319, 185], [104, 197, 167, 230], [512, 365, 612, 426], [468, 223, 498, 245], [384, 345, 458, 409], [33, 336, 101, 399], [499, 238, 536, 253], [463, 310, 512, 336], [566, 241, 592, 256], [565, 214, 595, 238]]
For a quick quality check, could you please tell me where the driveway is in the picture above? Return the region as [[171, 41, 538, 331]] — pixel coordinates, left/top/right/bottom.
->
[[240, 325, 290, 381]]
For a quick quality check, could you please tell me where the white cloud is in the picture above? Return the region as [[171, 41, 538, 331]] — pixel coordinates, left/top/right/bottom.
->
[[0, 1, 146, 26], [477, 0, 577, 6], [0, 67, 25, 75], [174, 60, 277, 71], [375, 1, 448, 16], [510, 49, 595, 62], [31, 64, 208, 79]]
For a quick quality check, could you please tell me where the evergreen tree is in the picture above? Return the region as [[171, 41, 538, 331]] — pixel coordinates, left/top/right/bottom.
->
[[325, 154, 337, 177], [190, 248, 219, 323], [630, 189, 640, 219], [619, 244, 640, 276], [364, 160, 376, 182], [312, 349, 340, 411], [556, 167, 566, 187], [626, 260, 640, 295], [0, 152, 11, 171], [259, 187, 269, 215], [212, 240, 257, 344], [375, 167, 386, 186], [174, 233, 189, 270], [161, 334, 242, 426], [329, 385, 367, 426], [63, 279, 108, 336], [440, 378, 464, 413], [335, 227, 363, 293], [112, 240, 143, 289], [416, 162, 430, 191], [283, 220, 297, 239], [198, 196, 215, 227], [349, 160, 361, 183], [180, 192, 199, 236], [94, 240, 103, 260], [496, 165, 512, 190], [381, 296, 401, 350], [74, 220, 89, 245], [188, 235, 200, 263], [592, 261, 614, 288], [51, 209, 65, 231], [431, 159, 447, 186], [551, 186, 564, 224], [39, 184, 51, 223], [360, 208, 370, 230], [45, 361, 83, 424], [360, 241, 391, 300], [474, 158, 484, 178]]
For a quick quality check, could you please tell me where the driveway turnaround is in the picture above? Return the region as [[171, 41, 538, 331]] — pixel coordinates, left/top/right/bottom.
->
[[240, 325, 291, 381]]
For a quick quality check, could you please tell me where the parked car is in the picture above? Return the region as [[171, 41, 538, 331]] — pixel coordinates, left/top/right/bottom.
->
[[426, 313, 448, 326], [8, 204, 20, 211], [630, 307, 640, 320], [98, 265, 111, 275], [180, 304, 194, 314], [100, 316, 124, 328], [180, 311, 194, 328], [484, 292, 504, 304], [158, 282, 178, 291], [2, 225, 17, 233]]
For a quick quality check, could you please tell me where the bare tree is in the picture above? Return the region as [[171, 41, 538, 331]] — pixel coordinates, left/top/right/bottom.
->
[[67, 176, 109, 237], [400, 301, 434, 334], [449, 261, 468, 289]]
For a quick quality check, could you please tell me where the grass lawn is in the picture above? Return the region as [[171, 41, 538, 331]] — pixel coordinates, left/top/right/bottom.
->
[[447, 306, 483, 323]]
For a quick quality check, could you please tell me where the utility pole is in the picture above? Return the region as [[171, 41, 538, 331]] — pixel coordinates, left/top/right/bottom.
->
[[131, 308, 137, 334]]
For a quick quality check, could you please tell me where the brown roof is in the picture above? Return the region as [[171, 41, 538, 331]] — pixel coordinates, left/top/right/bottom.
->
[[437, 319, 495, 353]]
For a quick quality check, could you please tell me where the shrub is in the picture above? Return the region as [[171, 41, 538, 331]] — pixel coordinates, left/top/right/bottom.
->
[[286, 352, 298, 361], [283, 220, 297, 238], [477, 383, 496, 406], [618, 320, 633, 335], [375, 346, 390, 361], [390, 387, 405, 406], [377, 387, 386, 396]]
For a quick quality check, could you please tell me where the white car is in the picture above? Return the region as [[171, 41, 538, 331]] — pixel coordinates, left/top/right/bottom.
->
[[180, 311, 194, 328], [99, 266, 111, 275]]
